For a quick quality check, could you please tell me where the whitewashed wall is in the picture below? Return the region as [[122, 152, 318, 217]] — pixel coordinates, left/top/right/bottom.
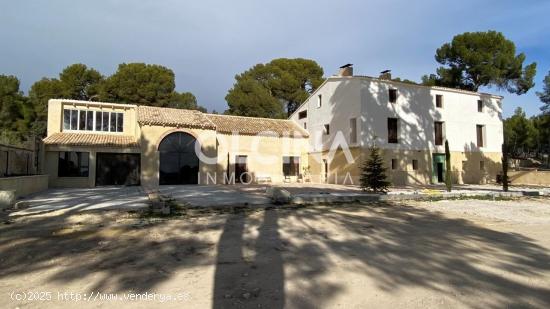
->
[[290, 76, 503, 153]]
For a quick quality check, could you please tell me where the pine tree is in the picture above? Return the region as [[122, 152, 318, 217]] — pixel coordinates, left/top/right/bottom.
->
[[360, 144, 391, 193], [445, 140, 452, 192]]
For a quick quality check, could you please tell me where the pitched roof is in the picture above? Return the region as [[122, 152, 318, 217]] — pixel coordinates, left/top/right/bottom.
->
[[137, 106, 216, 129], [205, 114, 308, 137], [43, 133, 139, 148]]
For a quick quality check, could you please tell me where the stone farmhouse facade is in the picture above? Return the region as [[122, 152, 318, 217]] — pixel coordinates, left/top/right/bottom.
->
[[43, 67, 503, 188]]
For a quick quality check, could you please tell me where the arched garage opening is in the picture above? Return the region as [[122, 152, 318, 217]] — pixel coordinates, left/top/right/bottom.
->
[[159, 132, 199, 185]]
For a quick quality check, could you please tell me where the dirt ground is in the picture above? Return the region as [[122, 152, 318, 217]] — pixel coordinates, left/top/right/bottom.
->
[[2, 197, 550, 309]]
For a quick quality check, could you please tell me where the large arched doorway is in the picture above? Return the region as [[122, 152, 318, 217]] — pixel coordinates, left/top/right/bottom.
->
[[159, 132, 199, 185]]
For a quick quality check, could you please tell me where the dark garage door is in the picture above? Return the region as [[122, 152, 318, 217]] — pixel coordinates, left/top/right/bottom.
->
[[96, 153, 140, 186]]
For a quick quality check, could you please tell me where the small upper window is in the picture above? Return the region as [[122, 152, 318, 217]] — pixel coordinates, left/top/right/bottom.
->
[[412, 159, 418, 170], [436, 95, 443, 108], [389, 89, 398, 103], [477, 100, 483, 112], [324, 124, 330, 135], [317, 94, 322, 108], [298, 110, 307, 119]]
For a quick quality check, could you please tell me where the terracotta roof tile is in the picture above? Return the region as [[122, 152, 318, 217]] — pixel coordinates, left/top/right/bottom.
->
[[137, 106, 216, 129], [43, 133, 139, 148], [205, 114, 308, 137]]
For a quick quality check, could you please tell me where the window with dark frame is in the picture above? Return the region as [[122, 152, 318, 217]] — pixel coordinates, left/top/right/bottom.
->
[[283, 156, 300, 176], [436, 94, 443, 108], [324, 124, 330, 135], [391, 159, 397, 170], [58, 152, 89, 177], [478, 100, 483, 112], [389, 89, 398, 103], [434, 121, 444, 146], [476, 125, 484, 147], [298, 110, 307, 119], [412, 159, 418, 170], [387, 118, 398, 143]]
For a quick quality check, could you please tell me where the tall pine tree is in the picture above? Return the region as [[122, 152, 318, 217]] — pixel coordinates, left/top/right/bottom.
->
[[360, 144, 391, 193]]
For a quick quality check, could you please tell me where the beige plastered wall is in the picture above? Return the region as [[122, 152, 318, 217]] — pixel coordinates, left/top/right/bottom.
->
[[308, 147, 502, 186], [44, 145, 140, 188]]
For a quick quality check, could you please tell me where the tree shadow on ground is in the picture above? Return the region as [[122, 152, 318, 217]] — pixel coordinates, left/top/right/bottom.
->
[[0, 203, 216, 293], [2, 199, 550, 308], [276, 203, 550, 308]]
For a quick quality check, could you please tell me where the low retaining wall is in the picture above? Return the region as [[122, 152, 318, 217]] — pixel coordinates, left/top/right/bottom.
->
[[509, 170, 550, 186], [0, 175, 49, 198]]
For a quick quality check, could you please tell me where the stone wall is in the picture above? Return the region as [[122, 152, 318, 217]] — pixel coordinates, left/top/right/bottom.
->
[[0, 175, 49, 198]]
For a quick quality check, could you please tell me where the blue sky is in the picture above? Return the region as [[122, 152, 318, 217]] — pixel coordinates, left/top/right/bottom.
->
[[1, 0, 549, 117]]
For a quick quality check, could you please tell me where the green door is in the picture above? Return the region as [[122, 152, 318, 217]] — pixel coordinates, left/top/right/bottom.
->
[[432, 154, 446, 183]]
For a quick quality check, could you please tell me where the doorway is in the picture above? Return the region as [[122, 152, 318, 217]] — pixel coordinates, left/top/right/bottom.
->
[[158, 132, 199, 185], [235, 155, 249, 183], [432, 154, 446, 183]]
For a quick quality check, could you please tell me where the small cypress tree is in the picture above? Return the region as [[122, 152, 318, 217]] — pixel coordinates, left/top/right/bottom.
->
[[360, 144, 391, 193], [445, 139, 452, 192]]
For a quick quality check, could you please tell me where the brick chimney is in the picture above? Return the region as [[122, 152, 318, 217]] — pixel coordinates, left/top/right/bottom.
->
[[338, 64, 353, 77], [379, 69, 392, 80]]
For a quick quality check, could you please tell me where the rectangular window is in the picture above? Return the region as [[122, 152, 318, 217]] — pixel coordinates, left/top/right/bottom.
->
[[78, 110, 86, 130], [350, 118, 357, 144], [116, 113, 123, 132], [436, 94, 443, 108], [63, 110, 71, 130], [298, 110, 307, 119], [317, 94, 322, 108], [391, 159, 397, 170], [303, 122, 307, 129], [389, 89, 398, 103], [283, 156, 300, 176], [70, 110, 78, 130], [324, 124, 330, 135], [58, 152, 89, 177], [434, 121, 444, 146], [110, 113, 116, 132], [387, 118, 398, 143], [86, 111, 94, 131], [102, 112, 109, 131], [480, 160, 485, 171], [478, 100, 483, 112], [412, 159, 418, 170], [95, 111, 102, 131], [476, 125, 484, 147]]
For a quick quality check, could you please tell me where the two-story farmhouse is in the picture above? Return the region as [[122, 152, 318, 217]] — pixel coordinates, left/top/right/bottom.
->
[[43, 66, 503, 188]]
